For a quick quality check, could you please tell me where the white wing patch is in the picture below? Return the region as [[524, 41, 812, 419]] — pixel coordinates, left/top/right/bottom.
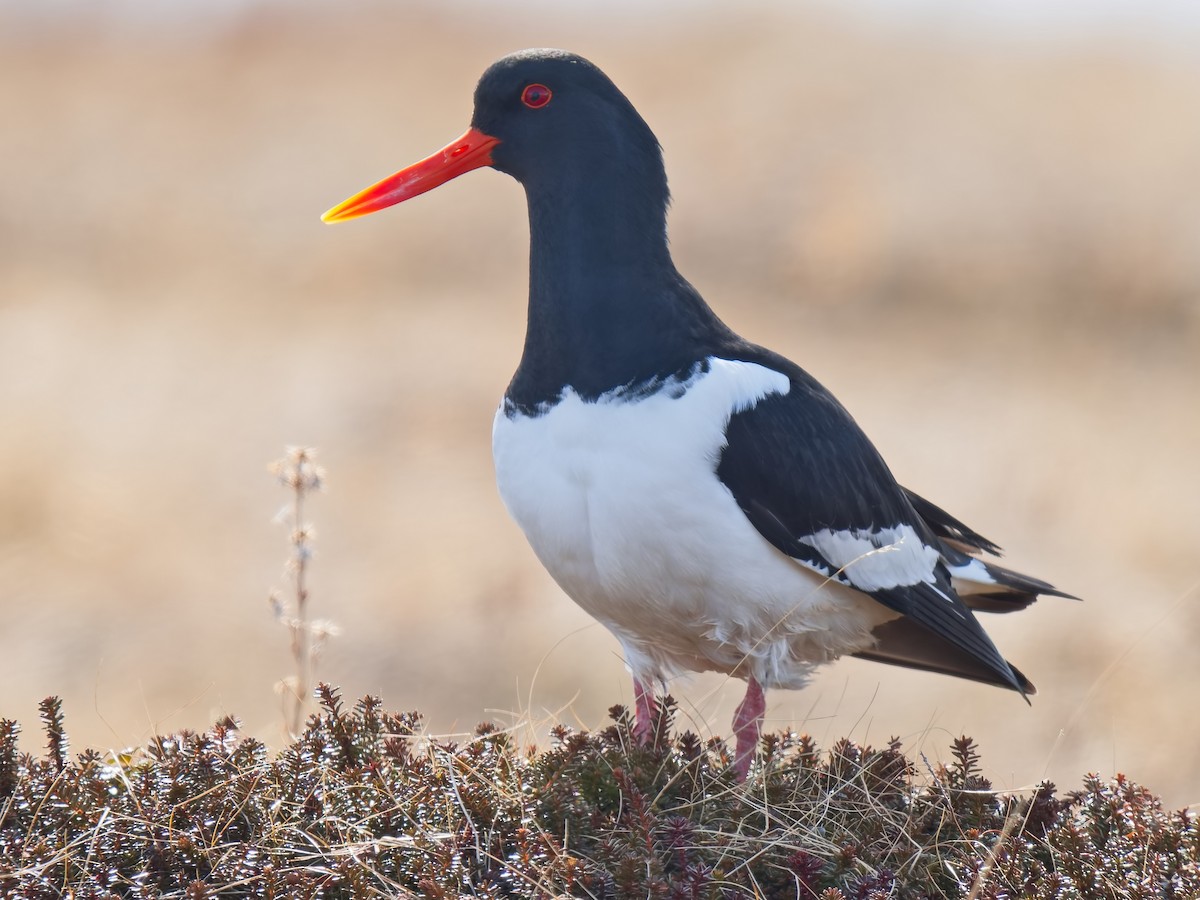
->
[[798, 525, 941, 592], [945, 557, 1000, 594]]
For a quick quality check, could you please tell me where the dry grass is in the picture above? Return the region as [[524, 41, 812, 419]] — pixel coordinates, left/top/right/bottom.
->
[[0, 3, 1197, 809]]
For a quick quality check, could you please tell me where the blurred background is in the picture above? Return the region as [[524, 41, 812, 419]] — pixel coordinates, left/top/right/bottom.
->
[[2, 0, 1198, 807]]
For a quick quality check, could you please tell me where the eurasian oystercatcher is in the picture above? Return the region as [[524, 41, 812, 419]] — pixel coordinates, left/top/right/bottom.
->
[[323, 49, 1073, 779]]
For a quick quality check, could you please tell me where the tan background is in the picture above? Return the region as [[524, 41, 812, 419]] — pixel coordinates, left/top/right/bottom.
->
[[2, 3, 1198, 807]]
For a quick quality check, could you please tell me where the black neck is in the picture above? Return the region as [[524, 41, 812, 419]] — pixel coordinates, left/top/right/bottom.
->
[[505, 171, 730, 410]]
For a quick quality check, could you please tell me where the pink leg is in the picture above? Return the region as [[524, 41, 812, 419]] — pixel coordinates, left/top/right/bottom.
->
[[731, 677, 766, 780], [633, 678, 655, 745]]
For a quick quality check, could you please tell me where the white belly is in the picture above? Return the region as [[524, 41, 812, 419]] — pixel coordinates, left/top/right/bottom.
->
[[491, 358, 893, 689]]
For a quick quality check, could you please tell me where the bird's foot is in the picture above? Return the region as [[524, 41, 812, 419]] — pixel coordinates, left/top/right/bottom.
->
[[731, 676, 766, 781]]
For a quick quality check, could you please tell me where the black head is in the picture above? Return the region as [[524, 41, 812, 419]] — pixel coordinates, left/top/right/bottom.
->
[[321, 49, 668, 222], [470, 50, 666, 201]]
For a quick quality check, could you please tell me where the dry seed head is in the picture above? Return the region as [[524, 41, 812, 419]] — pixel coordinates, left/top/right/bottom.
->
[[269, 447, 326, 492], [291, 526, 316, 545], [311, 619, 342, 641]]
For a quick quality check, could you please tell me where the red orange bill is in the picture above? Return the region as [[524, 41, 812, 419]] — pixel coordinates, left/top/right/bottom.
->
[[321, 127, 500, 223]]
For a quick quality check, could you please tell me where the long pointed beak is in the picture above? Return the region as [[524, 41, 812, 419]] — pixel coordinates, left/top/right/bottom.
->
[[321, 126, 500, 223]]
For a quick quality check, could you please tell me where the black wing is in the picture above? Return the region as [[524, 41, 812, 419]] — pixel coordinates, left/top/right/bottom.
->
[[714, 346, 1036, 695], [902, 488, 1002, 556]]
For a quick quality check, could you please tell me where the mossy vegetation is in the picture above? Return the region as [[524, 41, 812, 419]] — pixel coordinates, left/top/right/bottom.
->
[[1, 687, 1195, 898]]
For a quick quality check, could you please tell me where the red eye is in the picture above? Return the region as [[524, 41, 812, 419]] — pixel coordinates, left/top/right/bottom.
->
[[521, 83, 552, 109]]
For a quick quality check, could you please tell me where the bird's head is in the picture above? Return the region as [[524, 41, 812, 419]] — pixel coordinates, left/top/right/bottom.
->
[[321, 48, 665, 223]]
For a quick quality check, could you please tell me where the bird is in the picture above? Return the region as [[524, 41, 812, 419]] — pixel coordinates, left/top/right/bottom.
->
[[321, 48, 1073, 779]]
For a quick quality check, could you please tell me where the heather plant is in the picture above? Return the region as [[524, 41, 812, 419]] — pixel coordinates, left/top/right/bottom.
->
[[1, 687, 1196, 898]]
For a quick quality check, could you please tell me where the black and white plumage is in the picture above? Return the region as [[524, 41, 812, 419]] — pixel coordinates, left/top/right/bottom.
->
[[323, 48, 1073, 778]]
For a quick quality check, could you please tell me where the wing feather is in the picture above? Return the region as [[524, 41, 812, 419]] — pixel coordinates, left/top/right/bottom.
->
[[713, 347, 1063, 696]]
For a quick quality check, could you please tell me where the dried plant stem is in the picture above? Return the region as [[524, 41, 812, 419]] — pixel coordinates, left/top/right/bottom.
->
[[290, 470, 311, 737], [268, 447, 334, 739]]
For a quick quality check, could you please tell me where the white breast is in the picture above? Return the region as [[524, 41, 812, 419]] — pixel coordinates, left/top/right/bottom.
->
[[491, 358, 894, 690]]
